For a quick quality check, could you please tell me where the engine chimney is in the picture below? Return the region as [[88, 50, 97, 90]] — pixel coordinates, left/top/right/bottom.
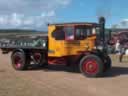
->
[[99, 17, 105, 43]]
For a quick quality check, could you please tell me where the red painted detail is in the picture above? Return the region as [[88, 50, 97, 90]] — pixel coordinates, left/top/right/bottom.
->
[[77, 51, 90, 55], [48, 57, 66, 65], [14, 56, 22, 68], [82, 59, 98, 74], [47, 51, 92, 65], [47, 53, 90, 65]]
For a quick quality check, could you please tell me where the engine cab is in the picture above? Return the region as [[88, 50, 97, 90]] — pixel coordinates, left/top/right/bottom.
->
[[48, 23, 99, 57]]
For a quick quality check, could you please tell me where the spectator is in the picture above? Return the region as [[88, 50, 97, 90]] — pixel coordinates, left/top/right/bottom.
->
[[126, 49, 128, 55], [119, 40, 127, 62], [119, 46, 126, 62], [115, 40, 120, 54]]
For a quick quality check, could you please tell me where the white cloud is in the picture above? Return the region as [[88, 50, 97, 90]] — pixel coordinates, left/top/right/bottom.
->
[[9, 13, 22, 26], [23, 18, 34, 25], [0, 17, 6, 25], [41, 10, 55, 17], [112, 19, 128, 28], [0, 0, 71, 30], [122, 19, 128, 22], [47, 11, 56, 17], [0, 13, 56, 30]]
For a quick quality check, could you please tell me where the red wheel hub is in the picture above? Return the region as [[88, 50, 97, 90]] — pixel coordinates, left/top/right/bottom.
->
[[34, 53, 41, 62], [14, 56, 22, 68], [82, 60, 98, 74]]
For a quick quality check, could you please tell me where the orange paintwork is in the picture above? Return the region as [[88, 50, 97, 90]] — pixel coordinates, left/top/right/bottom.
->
[[48, 24, 96, 57]]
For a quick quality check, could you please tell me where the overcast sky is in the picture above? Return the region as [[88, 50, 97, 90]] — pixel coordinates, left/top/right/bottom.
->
[[0, 0, 71, 30]]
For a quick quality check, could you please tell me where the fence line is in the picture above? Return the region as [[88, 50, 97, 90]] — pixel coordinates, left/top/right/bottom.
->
[[110, 54, 128, 62]]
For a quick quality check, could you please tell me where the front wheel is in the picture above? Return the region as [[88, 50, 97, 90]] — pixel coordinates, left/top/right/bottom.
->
[[80, 55, 104, 77]]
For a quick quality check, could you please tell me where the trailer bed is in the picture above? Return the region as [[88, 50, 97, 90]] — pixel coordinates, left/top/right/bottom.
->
[[0, 35, 48, 50]]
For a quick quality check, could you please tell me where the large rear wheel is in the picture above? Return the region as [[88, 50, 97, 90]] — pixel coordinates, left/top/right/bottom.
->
[[80, 55, 104, 77], [11, 51, 29, 70]]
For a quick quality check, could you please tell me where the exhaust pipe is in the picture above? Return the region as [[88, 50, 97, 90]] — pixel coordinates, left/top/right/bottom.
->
[[98, 17, 108, 52], [99, 17, 105, 42]]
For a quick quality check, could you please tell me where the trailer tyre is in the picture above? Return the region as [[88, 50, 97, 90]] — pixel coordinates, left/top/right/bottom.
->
[[80, 55, 104, 77], [11, 51, 29, 70]]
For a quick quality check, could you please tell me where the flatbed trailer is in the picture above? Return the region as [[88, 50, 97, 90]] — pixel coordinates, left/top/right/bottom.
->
[[0, 35, 48, 53], [0, 17, 112, 78]]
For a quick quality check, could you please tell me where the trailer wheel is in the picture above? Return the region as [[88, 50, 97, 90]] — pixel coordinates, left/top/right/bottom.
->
[[33, 53, 42, 64], [80, 55, 104, 77], [103, 56, 112, 72], [11, 51, 29, 70], [39, 53, 48, 67], [33, 52, 48, 67]]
